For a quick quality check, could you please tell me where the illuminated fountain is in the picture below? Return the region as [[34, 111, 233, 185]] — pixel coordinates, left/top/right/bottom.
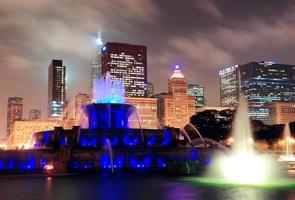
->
[[205, 96, 281, 185], [279, 124, 295, 162]]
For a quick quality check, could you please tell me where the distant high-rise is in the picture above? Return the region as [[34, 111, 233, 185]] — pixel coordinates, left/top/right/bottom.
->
[[219, 62, 295, 106], [91, 31, 104, 94], [147, 81, 154, 97], [101, 42, 147, 97], [29, 109, 41, 120], [219, 65, 240, 106], [219, 61, 295, 123], [240, 61, 295, 104], [48, 59, 66, 118], [7, 97, 23, 137], [156, 65, 195, 128], [188, 84, 205, 107]]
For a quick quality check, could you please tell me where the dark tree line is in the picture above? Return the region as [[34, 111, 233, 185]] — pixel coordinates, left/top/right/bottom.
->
[[189, 109, 295, 142]]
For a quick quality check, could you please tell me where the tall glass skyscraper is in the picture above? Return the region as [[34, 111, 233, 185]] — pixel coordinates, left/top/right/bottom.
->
[[240, 61, 295, 104], [48, 59, 66, 118], [219, 61, 295, 123], [101, 42, 147, 97], [219, 65, 240, 106], [188, 84, 205, 107]]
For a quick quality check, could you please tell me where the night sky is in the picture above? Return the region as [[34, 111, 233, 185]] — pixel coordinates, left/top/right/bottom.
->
[[1, 0, 295, 137]]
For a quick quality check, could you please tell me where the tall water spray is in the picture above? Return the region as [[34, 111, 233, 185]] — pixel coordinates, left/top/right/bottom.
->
[[93, 72, 125, 104], [279, 124, 295, 161], [209, 96, 280, 185]]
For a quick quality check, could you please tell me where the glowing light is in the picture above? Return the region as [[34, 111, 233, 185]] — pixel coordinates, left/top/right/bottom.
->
[[220, 152, 270, 185], [96, 38, 103, 46], [170, 64, 184, 79], [44, 163, 54, 171], [102, 46, 106, 51]]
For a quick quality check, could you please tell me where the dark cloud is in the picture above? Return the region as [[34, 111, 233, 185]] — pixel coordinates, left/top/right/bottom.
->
[[0, 0, 295, 137]]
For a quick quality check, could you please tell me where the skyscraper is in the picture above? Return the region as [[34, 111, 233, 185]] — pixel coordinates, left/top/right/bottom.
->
[[91, 31, 104, 94], [219, 61, 295, 123], [147, 81, 154, 97], [7, 97, 23, 137], [48, 59, 66, 118], [156, 65, 195, 128], [188, 84, 205, 107], [29, 109, 42, 120], [240, 61, 295, 104], [101, 42, 147, 97], [219, 65, 240, 106]]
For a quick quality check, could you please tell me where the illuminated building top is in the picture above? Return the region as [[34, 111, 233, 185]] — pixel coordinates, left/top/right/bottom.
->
[[170, 65, 184, 79]]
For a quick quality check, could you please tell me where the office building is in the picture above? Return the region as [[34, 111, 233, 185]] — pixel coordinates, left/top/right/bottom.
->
[[125, 97, 158, 129], [29, 109, 42, 120], [240, 61, 295, 104], [48, 59, 66, 118], [7, 97, 23, 137], [101, 42, 147, 97], [219, 65, 240, 106], [156, 65, 195, 128], [147, 81, 154, 97], [188, 84, 205, 107], [267, 102, 295, 125]]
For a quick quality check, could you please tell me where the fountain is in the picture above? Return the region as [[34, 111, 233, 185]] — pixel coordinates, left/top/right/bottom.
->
[[279, 124, 295, 162], [185, 96, 283, 186]]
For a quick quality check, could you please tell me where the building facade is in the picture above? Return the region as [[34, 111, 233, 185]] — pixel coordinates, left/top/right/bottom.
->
[[125, 97, 158, 129], [219, 65, 240, 106], [7, 97, 23, 137], [29, 109, 42, 120], [48, 59, 66, 118], [147, 81, 154, 97], [7, 119, 60, 149], [267, 102, 295, 125], [240, 61, 295, 104], [101, 42, 147, 97], [188, 84, 205, 107], [156, 65, 195, 128], [75, 93, 91, 118], [219, 61, 295, 122]]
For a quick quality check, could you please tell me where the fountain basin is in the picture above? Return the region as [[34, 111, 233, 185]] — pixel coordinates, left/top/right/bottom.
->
[[85, 103, 136, 129]]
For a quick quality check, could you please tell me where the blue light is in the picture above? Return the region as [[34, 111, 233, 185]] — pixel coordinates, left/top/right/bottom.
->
[[102, 46, 106, 51], [0, 159, 4, 170], [70, 161, 80, 169], [123, 135, 140, 146], [100, 155, 112, 169], [146, 135, 157, 146], [43, 131, 52, 145], [114, 156, 125, 169], [20, 158, 37, 170], [190, 149, 199, 161], [161, 130, 172, 146], [7, 159, 14, 169], [129, 156, 152, 168], [157, 157, 167, 168]]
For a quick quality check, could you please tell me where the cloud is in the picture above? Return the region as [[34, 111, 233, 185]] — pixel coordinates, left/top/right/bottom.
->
[[196, 0, 223, 19]]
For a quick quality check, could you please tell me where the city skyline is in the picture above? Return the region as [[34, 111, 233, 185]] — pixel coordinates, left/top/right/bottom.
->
[[2, 0, 295, 137]]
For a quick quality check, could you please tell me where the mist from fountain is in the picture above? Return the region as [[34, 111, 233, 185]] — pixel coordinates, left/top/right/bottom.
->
[[279, 124, 295, 162], [207, 96, 282, 185]]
